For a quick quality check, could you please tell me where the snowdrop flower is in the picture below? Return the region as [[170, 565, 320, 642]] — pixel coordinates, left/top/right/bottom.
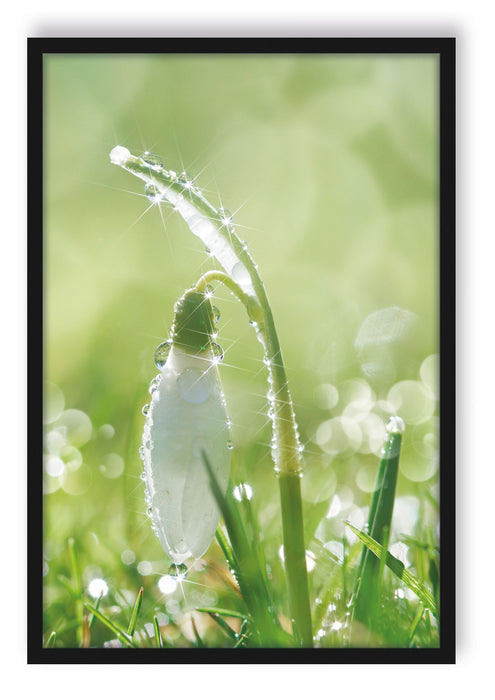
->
[[141, 288, 231, 564]]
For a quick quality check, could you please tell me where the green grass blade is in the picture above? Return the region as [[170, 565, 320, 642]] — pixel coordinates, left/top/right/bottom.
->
[[232, 619, 250, 648], [345, 523, 438, 618], [68, 537, 82, 597], [308, 538, 345, 634], [190, 615, 206, 648], [206, 611, 237, 640], [83, 602, 137, 648], [195, 606, 248, 620], [127, 587, 144, 636], [153, 615, 163, 648], [45, 631, 57, 648], [215, 526, 240, 578], [88, 591, 104, 630], [408, 603, 425, 647], [201, 451, 287, 646], [352, 421, 403, 626], [57, 574, 75, 595], [68, 537, 84, 645]]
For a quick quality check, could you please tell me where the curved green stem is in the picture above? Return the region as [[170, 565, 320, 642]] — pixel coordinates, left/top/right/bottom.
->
[[110, 148, 313, 646], [194, 271, 312, 646]]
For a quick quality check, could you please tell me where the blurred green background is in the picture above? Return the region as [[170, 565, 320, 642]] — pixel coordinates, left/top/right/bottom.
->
[[43, 53, 439, 646]]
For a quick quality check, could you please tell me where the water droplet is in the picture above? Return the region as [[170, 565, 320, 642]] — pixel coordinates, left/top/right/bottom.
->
[[218, 208, 232, 226], [145, 184, 162, 202], [110, 145, 131, 165], [212, 306, 221, 323], [139, 446, 145, 460], [227, 440, 234, 450], [141, 151, 163, 168], [179, 171, 194, 189], [149, 377, 160, 394], [211, 343, 224, 364], [146, 506, 153, 517], [140, 471, 146, 481], [142, 404, 150, 416], [154, 341, 172, 370], [386, 415, 405, 435], [168, 563, 188, 580], [168, 170, 177, 180]]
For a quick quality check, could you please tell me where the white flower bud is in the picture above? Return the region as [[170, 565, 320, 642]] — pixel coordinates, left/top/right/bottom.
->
[[142, 344, 231, 564]]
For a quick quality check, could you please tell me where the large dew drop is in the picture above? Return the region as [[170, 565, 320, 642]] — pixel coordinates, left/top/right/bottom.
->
[[109, 146, 131, 165], [154, 341, 172, 370], [168, 562, 188, 580]]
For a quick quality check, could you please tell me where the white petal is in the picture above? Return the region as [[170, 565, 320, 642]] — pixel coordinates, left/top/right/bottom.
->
[[143, 346, 230, 563]]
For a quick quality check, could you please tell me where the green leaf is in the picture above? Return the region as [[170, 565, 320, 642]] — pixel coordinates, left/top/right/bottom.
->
[[190, 615, 206, 648], [153, 615, 163, 648], [201, 451, 286, 646], [45, 631, 57, 648], [127, 587, 143, 636], [83, 602, 137, 648], [215, 526, 240, 578], [408, 603, 425, 647], [68, 537, 82, 598], [205, 611, 237, 639], [195, 606, 248, 620], [352, 426, 402, 626], [88, 591, 104, 629], [345, 522, 438, 618]]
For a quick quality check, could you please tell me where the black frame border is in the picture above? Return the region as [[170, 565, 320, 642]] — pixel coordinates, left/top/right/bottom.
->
[[28, 36, 456, 664]]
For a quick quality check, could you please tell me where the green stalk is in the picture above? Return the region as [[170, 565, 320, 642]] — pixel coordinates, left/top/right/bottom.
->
[[195, 270, 311, 644], [351, 417, 403, 629], [110, 148, 313, 646], [279, 473, 312, 646]]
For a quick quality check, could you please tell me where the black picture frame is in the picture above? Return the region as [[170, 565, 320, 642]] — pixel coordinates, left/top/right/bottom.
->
[[28, 36, 455, 664]]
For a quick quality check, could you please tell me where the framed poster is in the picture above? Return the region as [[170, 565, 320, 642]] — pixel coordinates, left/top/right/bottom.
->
[[29, 37, 455, 662]]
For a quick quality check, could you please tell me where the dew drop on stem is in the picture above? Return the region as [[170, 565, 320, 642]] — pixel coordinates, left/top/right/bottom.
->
[[141, 151, 163, 168], [385, 415, 405, 435], [179, 171, 194, 189], [218, 208, 233, 225], [145, 184, 162, 202]]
